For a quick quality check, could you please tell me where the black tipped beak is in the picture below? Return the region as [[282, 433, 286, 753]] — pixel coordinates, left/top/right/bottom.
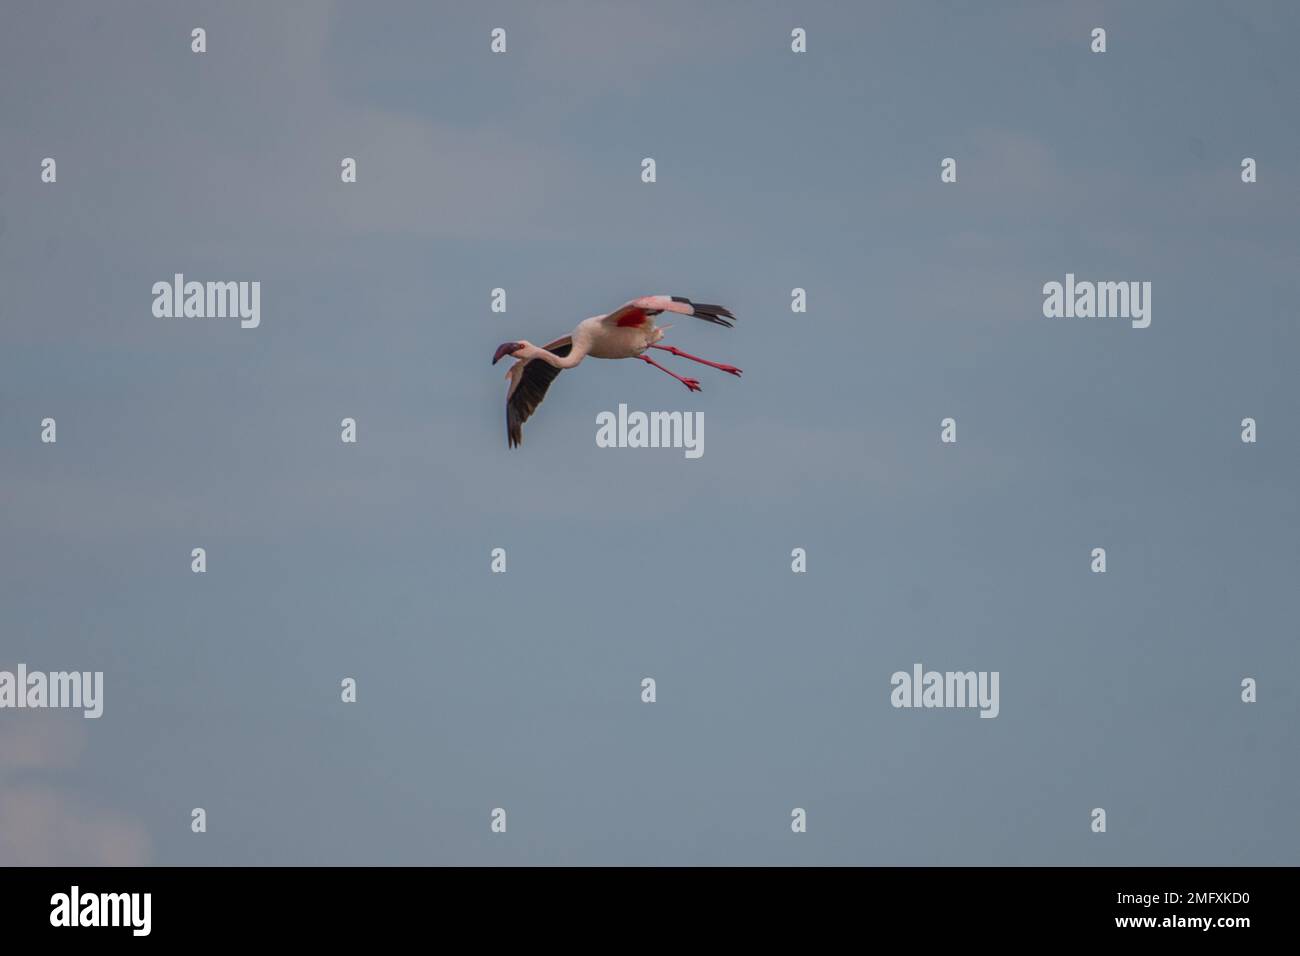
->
[[492, 342, 523, 365]]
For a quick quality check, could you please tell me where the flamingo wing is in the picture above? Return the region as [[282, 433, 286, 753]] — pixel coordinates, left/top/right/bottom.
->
[[601, 296, 736, 329], [505, 336, 572, 448]]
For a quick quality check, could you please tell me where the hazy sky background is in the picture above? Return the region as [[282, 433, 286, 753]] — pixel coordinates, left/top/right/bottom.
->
[[2, 0, 1297, 865]]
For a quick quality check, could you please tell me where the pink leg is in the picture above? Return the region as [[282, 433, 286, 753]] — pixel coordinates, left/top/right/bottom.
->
[[650, 344, 742, 377], [637, 354, 701, 392]]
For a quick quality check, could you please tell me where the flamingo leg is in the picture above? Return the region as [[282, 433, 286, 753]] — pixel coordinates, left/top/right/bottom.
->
[[637, 354, 702, 393], [650, 344, 742, 377]]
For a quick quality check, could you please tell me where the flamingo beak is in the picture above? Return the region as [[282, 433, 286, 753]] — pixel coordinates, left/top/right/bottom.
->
[[492, 342, 523, 365]]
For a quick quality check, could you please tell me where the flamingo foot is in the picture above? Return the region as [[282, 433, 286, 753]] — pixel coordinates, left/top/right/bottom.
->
[[682, 377, 702, 393]]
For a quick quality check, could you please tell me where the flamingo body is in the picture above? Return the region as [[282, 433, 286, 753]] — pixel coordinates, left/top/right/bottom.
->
[[577, 315, 666, 359], [492, 295, 738, 447]]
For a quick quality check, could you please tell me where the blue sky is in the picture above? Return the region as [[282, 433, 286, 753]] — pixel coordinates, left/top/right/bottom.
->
[[1, 0, 1297, 864]]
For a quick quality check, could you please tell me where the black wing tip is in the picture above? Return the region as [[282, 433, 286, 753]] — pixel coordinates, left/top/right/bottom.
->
[[507, 404, 522, 448], [687, 301, 736, 328]]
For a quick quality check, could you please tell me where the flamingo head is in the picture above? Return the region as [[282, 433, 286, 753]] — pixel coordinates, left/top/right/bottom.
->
[[492, 342, 525, 365]]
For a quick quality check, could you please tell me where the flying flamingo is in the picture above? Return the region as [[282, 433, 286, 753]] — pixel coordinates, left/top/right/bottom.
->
[[492, 295, 740, 447]]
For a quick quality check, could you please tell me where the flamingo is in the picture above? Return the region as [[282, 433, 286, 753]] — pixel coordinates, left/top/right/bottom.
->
[[492, 295, 740, 448]]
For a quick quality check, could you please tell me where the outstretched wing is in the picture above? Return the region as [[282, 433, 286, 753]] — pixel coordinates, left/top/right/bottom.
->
[[601, 295, 736, 329], [505, 336, 572, 448]]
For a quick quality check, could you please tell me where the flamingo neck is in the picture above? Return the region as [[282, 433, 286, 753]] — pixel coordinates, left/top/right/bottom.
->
[[530, 344, 583, 369]]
